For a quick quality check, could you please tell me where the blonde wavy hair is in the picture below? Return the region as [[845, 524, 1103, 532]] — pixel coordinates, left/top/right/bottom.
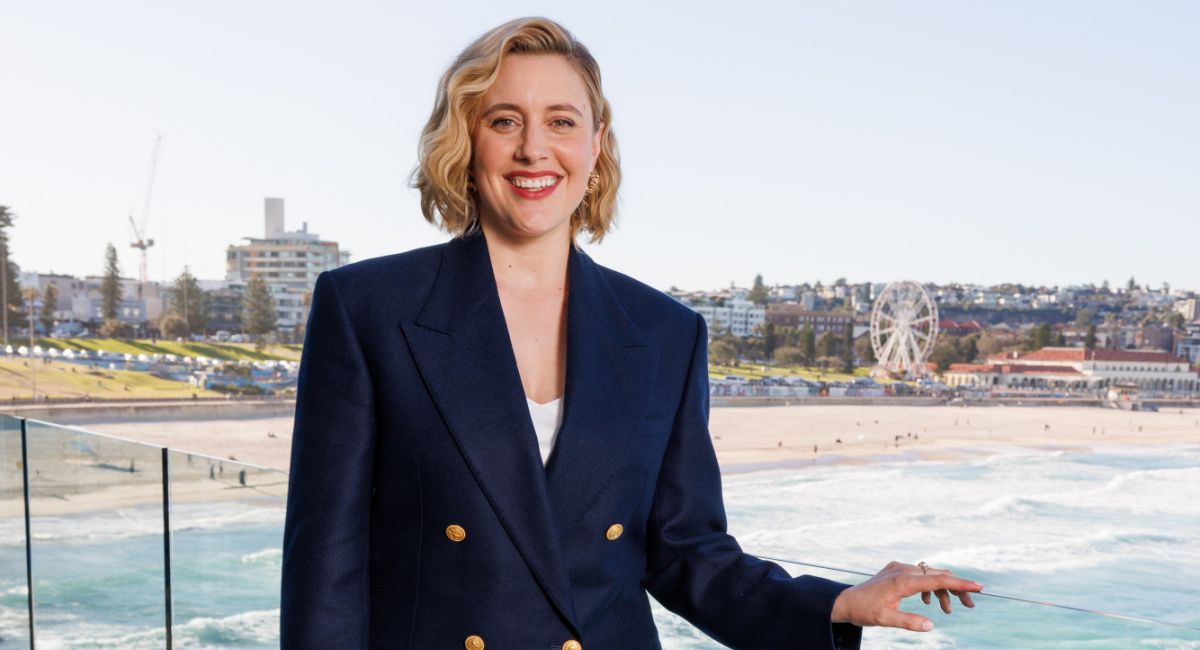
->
[[411, 17, 620, 243]]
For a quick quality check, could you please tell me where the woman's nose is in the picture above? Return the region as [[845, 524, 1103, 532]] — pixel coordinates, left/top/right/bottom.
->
[[515, 125, 549, 162]]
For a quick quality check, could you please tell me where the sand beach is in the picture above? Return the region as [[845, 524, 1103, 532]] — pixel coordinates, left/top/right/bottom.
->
[[63, 403, 1200, 474]]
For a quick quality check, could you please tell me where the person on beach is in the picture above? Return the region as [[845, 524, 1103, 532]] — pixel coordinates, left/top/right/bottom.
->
[[280, 17, 981, 649]]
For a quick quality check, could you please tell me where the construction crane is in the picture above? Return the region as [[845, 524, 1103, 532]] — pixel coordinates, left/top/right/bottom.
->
[[130, 133, 162, 300]]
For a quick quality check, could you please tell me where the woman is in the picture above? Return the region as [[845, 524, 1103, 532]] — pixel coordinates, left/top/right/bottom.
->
[[281, 17, 981, 649]]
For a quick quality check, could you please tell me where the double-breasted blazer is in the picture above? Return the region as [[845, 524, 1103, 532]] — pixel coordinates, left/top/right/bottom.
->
[[280, 230, 863, 649]]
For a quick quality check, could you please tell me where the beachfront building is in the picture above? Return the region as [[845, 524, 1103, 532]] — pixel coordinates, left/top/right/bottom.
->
[[19, 271, 168, 334], [943, 347, 1198, 393], [225, 198, 349, 330], [765, 304, 853, 335], [942, 362, 1102, 391], [686, 297, 765, 337]]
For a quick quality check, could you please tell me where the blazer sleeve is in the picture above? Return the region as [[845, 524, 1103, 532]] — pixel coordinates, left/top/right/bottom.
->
[[641, 312, 863, 650], [281, 271, 377, 649]]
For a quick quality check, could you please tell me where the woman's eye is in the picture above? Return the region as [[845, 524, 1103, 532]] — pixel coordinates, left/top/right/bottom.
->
[[551, 119, 575, 129], [491, 117, 517, 128]]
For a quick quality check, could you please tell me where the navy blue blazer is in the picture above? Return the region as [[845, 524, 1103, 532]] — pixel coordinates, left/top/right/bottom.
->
[[281, 230, 863, 649]]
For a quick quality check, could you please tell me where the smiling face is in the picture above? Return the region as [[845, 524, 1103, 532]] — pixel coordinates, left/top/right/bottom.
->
[[471, 54, 603, 244]]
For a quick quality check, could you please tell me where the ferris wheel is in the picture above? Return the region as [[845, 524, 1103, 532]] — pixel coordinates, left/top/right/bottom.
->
[[870, 281, 939, 376]]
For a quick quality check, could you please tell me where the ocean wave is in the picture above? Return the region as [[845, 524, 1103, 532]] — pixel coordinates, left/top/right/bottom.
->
[[175, 608, 279, 647], [1137, 641, 1200, 650], [928, 529, 1195, 574], [241, 547, 281, 565], [977, 495, 1039, 516], [23, 503, 284, 544], [17, 608, 279, 649]]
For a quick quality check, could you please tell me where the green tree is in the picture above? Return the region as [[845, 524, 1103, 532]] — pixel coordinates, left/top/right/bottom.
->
[[1025, 322, 1052, 350], [1075, 309, 1094, 328], [930, 337, 960, 372], [854, 335, 876, 366], [774, 346, 804, 365], [1084, 324, 1097, 350], [170, 268, 208, 335], [976, 333, 1006, 359], [158, 312, 189, 339], [242, 275, 278, 350], [741, 337, 765, 363], [960, 334, 979, 363], [1127, 276, 1137, 292], [840, 322, 855, 372], [709, 340, 737, 366], [817, 331, 838, 359], [1053, 331, 1066, 346], [746, 273, 768, 305], [99, 318, 134, 339], [39, 283, 58, 335], [1169, 312, 1185, 329], [799, 324, 816, 365], [761, 321, 777, 361], [100, 243, 122, 320], [0, 206, 21, 340]]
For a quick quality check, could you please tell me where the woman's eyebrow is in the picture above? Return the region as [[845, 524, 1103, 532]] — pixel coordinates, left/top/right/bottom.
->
[[481, 102, 522, 117], [480, 102, 583, 117], [546, 103, 583, 117]]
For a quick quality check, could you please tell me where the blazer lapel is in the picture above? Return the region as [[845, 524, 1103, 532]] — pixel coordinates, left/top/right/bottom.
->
[[546, 246, 656, 531], [399, 232, 580, 631]]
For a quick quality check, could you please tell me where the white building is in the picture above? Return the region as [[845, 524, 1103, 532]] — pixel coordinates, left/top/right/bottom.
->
[[225, 198, 349, 330], [19, 271, 167, 332], [944, 347, 1198, 393], [686, 298, 765, 337]]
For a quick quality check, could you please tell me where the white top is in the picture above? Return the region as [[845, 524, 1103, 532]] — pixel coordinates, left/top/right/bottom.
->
[[526, 396, 564, 466]]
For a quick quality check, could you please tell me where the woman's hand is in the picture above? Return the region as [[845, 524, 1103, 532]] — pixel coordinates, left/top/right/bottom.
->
[[830, 561, 983, 632]]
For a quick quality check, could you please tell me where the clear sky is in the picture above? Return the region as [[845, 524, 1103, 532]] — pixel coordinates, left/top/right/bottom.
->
[[2, 1, 1197, 292]]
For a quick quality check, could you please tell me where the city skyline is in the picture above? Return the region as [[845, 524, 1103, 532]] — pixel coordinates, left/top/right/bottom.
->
[[10, 200, 1198, 295], [3, 2, 1197, 291]]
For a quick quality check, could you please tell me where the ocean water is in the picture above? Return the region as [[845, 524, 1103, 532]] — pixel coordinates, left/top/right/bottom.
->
[[656, 444, 1200, 649], [2, 445, 1198, 648]]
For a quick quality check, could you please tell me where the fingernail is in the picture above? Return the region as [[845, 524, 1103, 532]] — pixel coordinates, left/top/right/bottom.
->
[[921, 621, 933, 631]]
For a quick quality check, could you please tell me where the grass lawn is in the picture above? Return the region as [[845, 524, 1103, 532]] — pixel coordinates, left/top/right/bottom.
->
[[0, 357, 225, 401], [28, 338, 301, 362], [708, 363, 899, 384]]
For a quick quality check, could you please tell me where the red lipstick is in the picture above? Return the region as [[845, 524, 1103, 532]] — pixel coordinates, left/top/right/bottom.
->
[[505, 171, 561, 200]]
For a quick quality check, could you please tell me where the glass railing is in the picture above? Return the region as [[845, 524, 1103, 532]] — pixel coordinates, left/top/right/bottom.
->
[[0, 413, 287, 649], [3, 413, 1196, 648]]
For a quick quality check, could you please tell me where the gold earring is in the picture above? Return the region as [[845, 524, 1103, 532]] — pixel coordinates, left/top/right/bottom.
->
[[586, 171, 599, 195]]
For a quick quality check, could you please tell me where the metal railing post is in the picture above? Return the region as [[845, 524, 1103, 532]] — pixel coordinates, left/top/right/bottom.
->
[[161, 447, 173, 649], [20, 417, 35, 649]]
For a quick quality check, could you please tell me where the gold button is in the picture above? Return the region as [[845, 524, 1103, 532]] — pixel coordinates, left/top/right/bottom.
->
[[445, 524, 467, 542], [605, 523, 623, 541], [464, 634, 484, 650], [563, 640, 581, 650]]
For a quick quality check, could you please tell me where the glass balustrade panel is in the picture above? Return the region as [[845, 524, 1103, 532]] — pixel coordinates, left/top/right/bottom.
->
[[167, 450, 287, 649], [24, 419, 167, 648], [0, 415, 30, 648]]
